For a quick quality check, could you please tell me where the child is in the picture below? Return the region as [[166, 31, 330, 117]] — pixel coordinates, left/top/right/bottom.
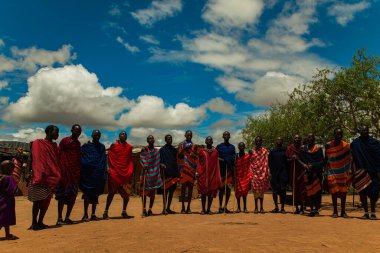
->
[[0, 160, 18, 240]]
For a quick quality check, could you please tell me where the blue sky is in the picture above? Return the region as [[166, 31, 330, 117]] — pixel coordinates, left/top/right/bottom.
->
[[0, 0, 379, 146]]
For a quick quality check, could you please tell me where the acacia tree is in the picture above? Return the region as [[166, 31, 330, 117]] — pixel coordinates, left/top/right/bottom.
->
[[243, 49, 380, 149]]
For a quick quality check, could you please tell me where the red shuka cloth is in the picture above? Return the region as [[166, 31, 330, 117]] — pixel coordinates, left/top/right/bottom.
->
[[108, 141, 134, 185], [31, 139, 61, 190], [235, 153, 252, 198], [197, 148, 222, 197], [58, 136, 82, 187]]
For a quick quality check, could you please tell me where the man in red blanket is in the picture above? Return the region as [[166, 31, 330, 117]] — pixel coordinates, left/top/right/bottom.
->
[[103, 131, 134, 219], [235, 142, 251, 213], [198, 136, 222, 214], [28, 125, 61, 230], [55, 124, 82, 225]]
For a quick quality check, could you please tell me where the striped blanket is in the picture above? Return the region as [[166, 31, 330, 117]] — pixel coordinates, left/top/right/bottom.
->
[[140, 147, 163, 192], [177, 141, 199, 185], [299, 145, 324, 197], [325, 140, 351, 194]]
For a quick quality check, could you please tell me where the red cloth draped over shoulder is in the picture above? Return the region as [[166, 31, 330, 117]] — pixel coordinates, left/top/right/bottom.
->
[[58, 136, 82, 187], [197, 148, 222, 197], [108, 141, 134, 185], [31, 139, 61, 190]]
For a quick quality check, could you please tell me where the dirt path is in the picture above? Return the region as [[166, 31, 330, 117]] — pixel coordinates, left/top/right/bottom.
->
[[2, 194, 380, 253]]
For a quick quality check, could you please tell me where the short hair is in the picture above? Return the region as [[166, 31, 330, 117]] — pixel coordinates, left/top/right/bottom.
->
[[206, 136, 213, 140], [45, 125, 58, 135], [71, 124, 81, 131], [185, 130, 192, 135], [334, 128, 343, 134], [92, 129, 101, 135], [165, 134, 172, 140]]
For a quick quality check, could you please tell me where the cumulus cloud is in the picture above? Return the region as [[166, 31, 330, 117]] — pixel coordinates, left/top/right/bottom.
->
[[139, 35, 160, 45], [0, 97, 9, 107], [202, 0, 264, 30], [131, 0, 183, 27], [3, 65, 131, 129], [3, 64, 208, 130], [328, 1, 370, 26], [204, 97, 235, 114], [0, 39, 4, 47], [210, 119, 236, 129], [116, 36, 140, 53], [118, 95, 206, 128], [0, 55, 17, 74]]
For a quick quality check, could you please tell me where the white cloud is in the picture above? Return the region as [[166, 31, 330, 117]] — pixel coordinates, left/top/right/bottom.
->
[[116, 36, 140, 53], [217, 76, 251, 93], [0, 55, 17, 74], [328, 1, 370, 26], [10, 44, 76, 72], [204, 97, 235, 114], [0, 80, 9, 90], [0, 39, 4, 47], [202, 0, 264, 30], [3, 65, 131, 129], [131, 0, 183, 27], [210, 119, 235, 129], [118, 95, 206, 128], [109, 4, 122, 16], [0, 96, 9, 106], [139, 35, 160, 45], [3, 64, 208, 130]]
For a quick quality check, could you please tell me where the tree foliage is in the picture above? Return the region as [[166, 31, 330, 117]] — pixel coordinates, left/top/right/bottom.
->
[[242, 49, 380, 148]]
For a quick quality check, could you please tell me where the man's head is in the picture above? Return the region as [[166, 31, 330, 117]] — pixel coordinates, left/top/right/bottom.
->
[[71, 124, 82, 140], [147, 135, 155, 146], [205, 136, 213, 146], [119, 131, 127, 142], [238, 142, 246, 152], [165, 134, 173, 145], [0, 160, 14, 176], [255, 136, 263, 148], [358, 125, 369, 139], [307, 133, 315, 146], [45, 125, 59, 140], [92, 129, 101, 143], [334, 128, 343, 142], [294, 134, 302, 146], [223, 131, 230, 143], [185, 130, 192, 142], [276, 137, 283, 148]]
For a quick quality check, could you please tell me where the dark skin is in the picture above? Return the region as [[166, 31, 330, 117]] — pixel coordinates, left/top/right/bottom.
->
[[161, 135, 177, 215], [31, 127, 59, 230], [180, 131, 195, 214], [218, 131, 232, 213], [82, 130, 101, 222], [201, 137, 215, 215], [271, 137, 286, 213], [253, 137, 265, 213], [287, 134, 304, 214], [142, 135, 156, 216], [103, 131, 132, 219], [357, 126, 377, 219], [0, 161, 18, 240], [236, 142, 248, 213], [325, 129, 347, 218], [57, 125, 82, 225]]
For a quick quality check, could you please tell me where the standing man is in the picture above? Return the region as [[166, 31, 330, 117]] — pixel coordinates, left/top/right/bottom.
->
[[55, 124, 82, 225], [351, 125, 380, 219], [140, 135, 163, 216], [28, 125, 61, 230], [286, 134, 305, 214], [235, 142, 251, 213], [216, 131, 236, 213], [80, 130, 107, 221], [250, 136, 270, 213], [299, 133, 325, 217], [268, 137, 288, 214], [325, 128, 351, 218], [160, 134, 181, 214], [103, 131, 134, 219], [198, 136, 222, 214], [177, 130, 199, 214]]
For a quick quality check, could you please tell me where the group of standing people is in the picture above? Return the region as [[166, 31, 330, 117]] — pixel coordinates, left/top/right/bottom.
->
[[1, 124, 380, 240]]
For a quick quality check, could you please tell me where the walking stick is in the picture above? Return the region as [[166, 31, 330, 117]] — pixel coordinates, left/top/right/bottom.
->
[[224, 162, 228, 214], [232, 165, 237, 213], [163, 167, 167, 215], [292, 160, 296, 214], [141, 163, 147, 218]]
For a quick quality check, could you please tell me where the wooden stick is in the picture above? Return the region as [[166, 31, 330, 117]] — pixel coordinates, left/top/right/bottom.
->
[[163, 168, 167, 215], [141, 163, 146, 218], [292, 160, 296, 214], [224, 162, 228, 214]]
